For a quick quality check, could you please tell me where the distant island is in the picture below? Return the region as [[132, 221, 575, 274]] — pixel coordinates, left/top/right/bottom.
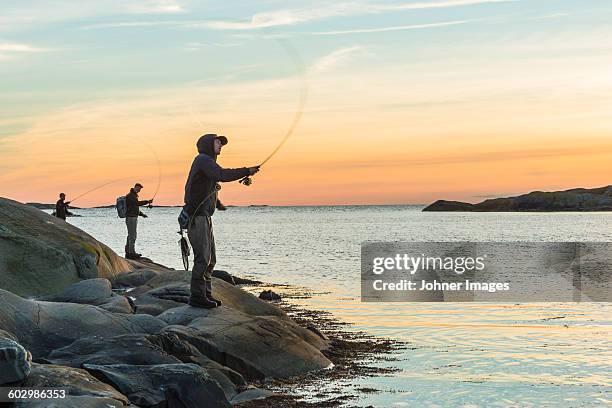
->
[[423, 185, 612, 212]]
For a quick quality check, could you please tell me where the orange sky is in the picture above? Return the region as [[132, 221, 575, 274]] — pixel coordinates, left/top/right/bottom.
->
[[2, 74, 611, 207]]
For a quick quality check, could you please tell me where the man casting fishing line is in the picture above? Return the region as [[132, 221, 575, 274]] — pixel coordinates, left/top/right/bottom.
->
[[182, 134, 259, 308], [55, 193, 73, 221], [124, 183, 154, 260]]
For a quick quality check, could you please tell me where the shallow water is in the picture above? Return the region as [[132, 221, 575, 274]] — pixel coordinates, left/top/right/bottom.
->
[[63, 206, 612, 407]]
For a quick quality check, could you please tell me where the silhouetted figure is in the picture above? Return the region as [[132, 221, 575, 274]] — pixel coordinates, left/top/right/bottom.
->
[[55, 193, 73, 221], [124, 183, 153, 260], [183, 134, 259, 308]]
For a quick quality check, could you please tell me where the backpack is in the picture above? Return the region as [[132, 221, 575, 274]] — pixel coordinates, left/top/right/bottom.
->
[[116, 196, 127, 218]]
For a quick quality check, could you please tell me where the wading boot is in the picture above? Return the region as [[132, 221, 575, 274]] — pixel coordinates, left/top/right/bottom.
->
[[205, 279, 222, 307], [189, 278, 217, 308]]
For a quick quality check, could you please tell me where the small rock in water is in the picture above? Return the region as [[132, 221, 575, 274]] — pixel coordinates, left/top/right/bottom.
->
[[213, 270, 262, 285], [259, 290, 281, 301], [212, 270, 236, 285], [0, 338, 32, 385]]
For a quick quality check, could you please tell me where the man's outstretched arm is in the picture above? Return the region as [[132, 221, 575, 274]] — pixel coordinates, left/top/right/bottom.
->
[[197, 155, 256, 182]]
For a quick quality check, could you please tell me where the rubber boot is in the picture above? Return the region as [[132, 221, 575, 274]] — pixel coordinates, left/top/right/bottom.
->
[[189, 278, 217, 308], [205, 279, 222, 307]]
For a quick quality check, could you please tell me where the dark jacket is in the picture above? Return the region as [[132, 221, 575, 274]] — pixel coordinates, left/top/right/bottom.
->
[[184, 134, 250, 216], [55, 199, 72, 220], [126, 188, 149, 217]]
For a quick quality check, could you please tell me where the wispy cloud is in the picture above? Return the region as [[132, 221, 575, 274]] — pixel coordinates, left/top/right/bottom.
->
[[80, 20, 192, 30], [0, 43, 54, 60], [198, 0, 515, 30], [0, 1, 186, 31], [78, 0, 511, 31], [377, 0, 515, 11], [124, 0, 185, 14], [311, 20, 471, 35], [529, 12, 572, 20], [310, 46, 364, 73], [183, 41, 244, 51], [195, 7, 339, 30]]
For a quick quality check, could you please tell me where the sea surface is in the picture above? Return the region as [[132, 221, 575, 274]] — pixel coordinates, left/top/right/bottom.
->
[[61, 206, 612, 407]]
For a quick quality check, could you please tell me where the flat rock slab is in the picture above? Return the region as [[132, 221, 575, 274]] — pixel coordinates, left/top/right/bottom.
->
[[230, 387, 275, 405], [158, 306, 331, 380], [99, 296, 134, 314], [130, 277, 289, 320], [48, 332, 247, 401], [84, 363, 230, 408], [132, 293, 186, 316], [147, 284, 191, 304], [39, 278, 113, 305], [47, 334, 181, 367], [113, 268, 159, 288], [0, 337, 32, 385], [0, 289, 166, 358], [158, 330, 248, 400], [16, 363, 129, 406]]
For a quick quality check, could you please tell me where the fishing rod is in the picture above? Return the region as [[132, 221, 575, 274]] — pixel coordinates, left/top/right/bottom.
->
[[239, 39, 308, 187], [183, 39, 307, 220], [69, 141, 162, 208], [141, 141, 163, 209], [178, 39, 308, 271], [69, 177, 131, 205]]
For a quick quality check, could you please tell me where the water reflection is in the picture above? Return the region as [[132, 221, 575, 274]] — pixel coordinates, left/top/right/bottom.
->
[[63, 206, 611, 406]]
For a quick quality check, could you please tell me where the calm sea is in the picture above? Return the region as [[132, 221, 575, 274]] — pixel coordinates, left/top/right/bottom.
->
[[60, 206, 612, 407]]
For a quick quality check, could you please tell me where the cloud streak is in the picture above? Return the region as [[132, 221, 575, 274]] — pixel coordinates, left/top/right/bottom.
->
[[0, 43, 54, 60], [124, 0, 185, 14], [311, 20, 471, 35], [0, 1, 185, 31], [77, 0, 510, 31], [198, 0, 515, 30], [310, 46, 364, 73]]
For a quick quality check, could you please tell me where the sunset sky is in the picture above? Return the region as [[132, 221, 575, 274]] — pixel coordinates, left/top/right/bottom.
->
[[1, 0, 611, 206]]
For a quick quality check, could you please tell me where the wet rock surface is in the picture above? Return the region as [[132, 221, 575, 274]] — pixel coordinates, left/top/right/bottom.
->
[[16, 363, 130, 407], [39, 278, 113, 305], [157, 305, 331, 380], [84, 363, 231, 407], [0, 336, 32, 385], [0, 289, 166, 358]]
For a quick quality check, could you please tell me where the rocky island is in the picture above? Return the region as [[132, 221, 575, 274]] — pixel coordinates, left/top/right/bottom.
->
[[0, 197, 393, 407], [423, 185, 612, 212]]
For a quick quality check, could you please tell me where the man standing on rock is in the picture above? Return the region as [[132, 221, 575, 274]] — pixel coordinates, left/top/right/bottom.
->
[[55, 193, 73, 221], [125, 183, 153, 260], [183, 134, 259, 308]]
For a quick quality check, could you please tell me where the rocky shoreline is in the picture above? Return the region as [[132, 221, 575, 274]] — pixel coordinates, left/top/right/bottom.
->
[[423, 185, 612, 212], [0, 197, 401, 407]]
